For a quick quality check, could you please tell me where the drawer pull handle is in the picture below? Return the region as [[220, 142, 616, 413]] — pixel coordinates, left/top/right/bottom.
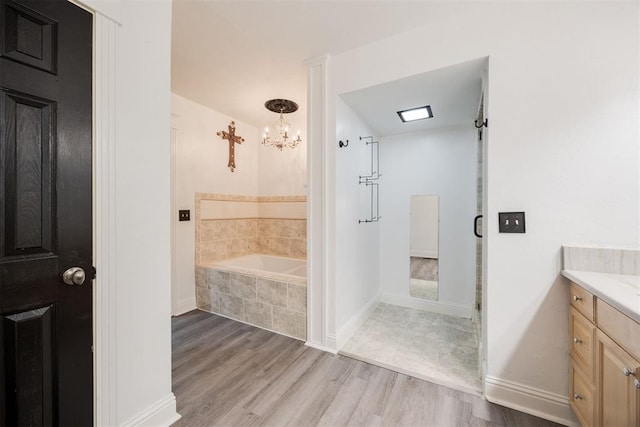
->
[[623, 368, 637, 377], [573, 337, 582, 344], [634, 379, 640, 389], [573, 393, 583, 400], [573, 295, 582, 302]]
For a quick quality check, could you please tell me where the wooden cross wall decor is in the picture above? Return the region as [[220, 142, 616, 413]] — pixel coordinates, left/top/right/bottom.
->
[[216, 121, 245, 172]]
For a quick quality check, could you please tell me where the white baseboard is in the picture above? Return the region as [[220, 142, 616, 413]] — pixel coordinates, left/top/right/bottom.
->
[[484, 375, 579, 427], [325, 333, 338, 352], [336, 293, 381, 350], [173, 297, 196, 316], [380, 292, 473, 318], [121, 393, 181, 427], [304, 340, 338, 354]]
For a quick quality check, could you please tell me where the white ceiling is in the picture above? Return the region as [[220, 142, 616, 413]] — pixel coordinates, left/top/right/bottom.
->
[[171, 1, 483, 132], [340, 58, 485, 137]]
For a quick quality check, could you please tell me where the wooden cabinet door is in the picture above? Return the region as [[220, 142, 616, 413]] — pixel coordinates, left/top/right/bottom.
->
[[596, 330, 640, 427]]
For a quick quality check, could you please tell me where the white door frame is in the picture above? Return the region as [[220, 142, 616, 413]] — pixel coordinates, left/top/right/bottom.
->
[[91, 6, 119, 425], [170, 122, 179, 316], [305, 56, 336, 352]]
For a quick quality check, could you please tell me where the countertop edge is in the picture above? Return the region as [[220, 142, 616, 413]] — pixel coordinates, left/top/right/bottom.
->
[[562, 270, 640, 323]]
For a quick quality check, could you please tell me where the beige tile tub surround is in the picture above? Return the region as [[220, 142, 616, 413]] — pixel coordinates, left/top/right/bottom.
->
[[195, 193, 307, 263], [196, 266, 307, 340]]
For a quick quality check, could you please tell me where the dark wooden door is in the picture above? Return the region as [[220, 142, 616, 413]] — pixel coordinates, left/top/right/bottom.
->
[[0, 0, 93, 425]]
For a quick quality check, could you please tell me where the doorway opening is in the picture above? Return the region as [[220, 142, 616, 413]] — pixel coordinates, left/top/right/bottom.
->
[[333, 58, 488, 395]]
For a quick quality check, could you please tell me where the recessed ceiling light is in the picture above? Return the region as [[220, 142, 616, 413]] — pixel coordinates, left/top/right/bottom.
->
[[397, 105, 433, 123]]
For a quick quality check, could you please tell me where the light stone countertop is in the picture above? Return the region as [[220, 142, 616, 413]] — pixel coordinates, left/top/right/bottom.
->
[[562, 269, 640, 323]]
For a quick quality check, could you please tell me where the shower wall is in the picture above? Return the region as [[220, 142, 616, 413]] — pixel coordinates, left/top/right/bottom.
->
[[333, 98, 381, 345], [378, 125, 477, 316]]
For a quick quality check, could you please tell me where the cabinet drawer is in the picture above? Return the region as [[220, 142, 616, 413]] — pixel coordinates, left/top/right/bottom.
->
[[597, 299, 640, 361], [569, 282, 595, 322], [570, 359, 596, 427], [570, 306, 595, 377]]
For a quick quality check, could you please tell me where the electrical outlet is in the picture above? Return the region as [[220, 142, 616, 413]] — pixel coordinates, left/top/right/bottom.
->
[[179, 210, 190, 222], [499, 212, 525, 233]]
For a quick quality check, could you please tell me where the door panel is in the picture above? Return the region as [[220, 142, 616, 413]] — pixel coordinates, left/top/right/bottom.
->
[[1, 0, 56, 73], [0, 0, 93, 425], [2, 305, 55, 426], [1, 89, 55, 258]]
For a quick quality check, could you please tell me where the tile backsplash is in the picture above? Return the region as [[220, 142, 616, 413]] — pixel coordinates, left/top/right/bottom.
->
[[196, 193, 306, 264], [562, 245, 640, 275]]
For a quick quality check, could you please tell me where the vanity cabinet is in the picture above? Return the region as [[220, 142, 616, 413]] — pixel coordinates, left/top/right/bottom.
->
[[569, 282, 640, 427]]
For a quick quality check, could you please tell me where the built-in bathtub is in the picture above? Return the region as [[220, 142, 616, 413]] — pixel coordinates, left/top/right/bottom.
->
[[196, 254, 307, 340], [215, 254, 306, 281]]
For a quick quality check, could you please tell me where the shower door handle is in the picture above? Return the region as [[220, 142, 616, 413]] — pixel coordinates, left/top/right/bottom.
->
[[474, 215, 483, 238]]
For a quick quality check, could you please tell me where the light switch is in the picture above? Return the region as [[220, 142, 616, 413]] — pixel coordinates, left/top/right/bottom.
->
[[499, 212, 525, 233], [179, 210, 190, 222]]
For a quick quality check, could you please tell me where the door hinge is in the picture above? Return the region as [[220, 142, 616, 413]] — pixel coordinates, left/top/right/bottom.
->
[[91, 266, 97, 280]]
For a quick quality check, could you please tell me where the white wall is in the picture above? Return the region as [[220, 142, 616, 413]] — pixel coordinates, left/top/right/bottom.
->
[[257, 115, 307, 196], [334, 98, 381, 340], [113, 0, 177, 424], [324, 2, 639, 424], [379, 126, 476, 315], [172, 93, 307, 201], [172, 94, 259, 196], [171, 93, 259, 314]]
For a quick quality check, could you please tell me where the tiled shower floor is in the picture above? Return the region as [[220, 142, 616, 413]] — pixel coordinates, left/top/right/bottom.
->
[[340, 303, 482, 395]]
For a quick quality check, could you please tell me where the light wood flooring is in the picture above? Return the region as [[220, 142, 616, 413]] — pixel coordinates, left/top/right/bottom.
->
[[172, 310, 562, 427]]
